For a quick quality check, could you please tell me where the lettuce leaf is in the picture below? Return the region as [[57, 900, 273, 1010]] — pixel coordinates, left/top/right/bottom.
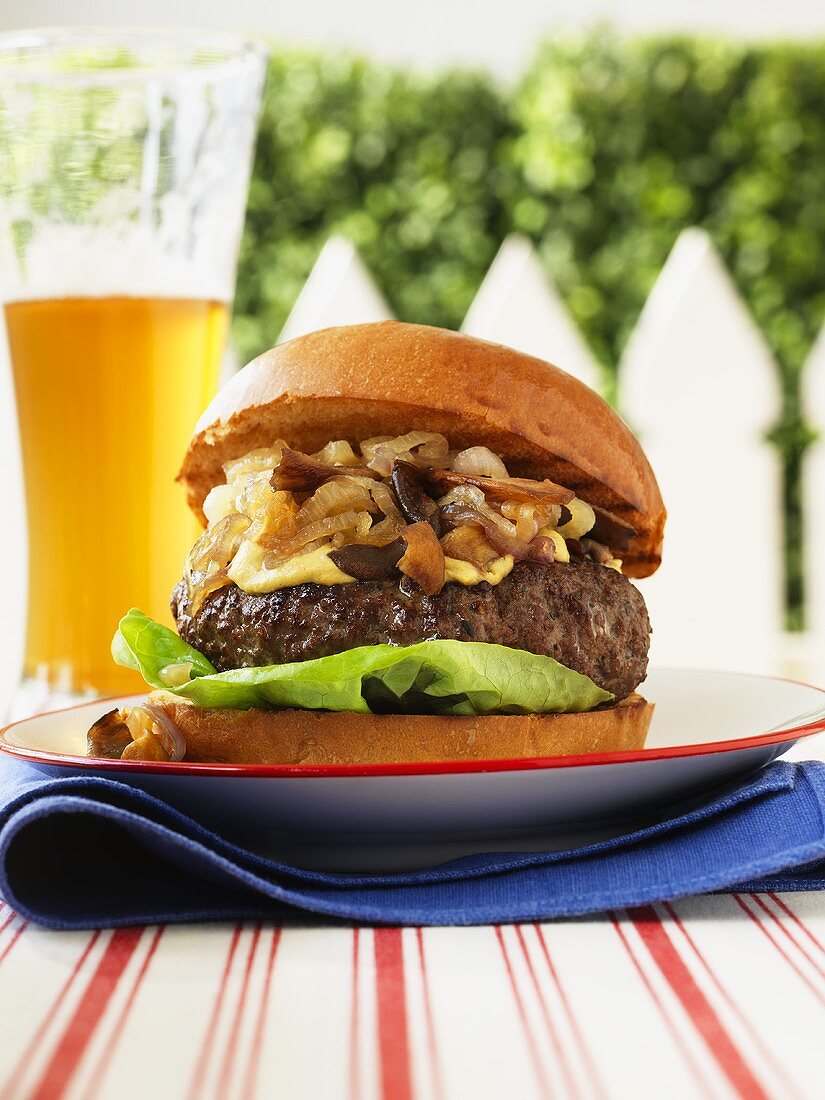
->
[[113, 608, 613, 716]]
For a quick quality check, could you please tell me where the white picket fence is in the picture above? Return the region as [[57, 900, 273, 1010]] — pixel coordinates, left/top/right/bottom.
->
[[278, 232, 825, 684], [0, 229, 822, 702]]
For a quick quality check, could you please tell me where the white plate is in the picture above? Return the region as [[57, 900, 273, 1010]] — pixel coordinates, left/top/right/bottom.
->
[[2, 669, 825, 870]]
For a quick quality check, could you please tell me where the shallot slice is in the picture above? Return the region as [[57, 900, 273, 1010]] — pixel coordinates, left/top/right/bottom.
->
[[439, 502, 526, 560], [451, 446, 509, 479], [143, 704, 187, 762]]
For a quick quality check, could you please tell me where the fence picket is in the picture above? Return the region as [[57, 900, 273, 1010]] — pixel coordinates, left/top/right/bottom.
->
[[619, 228, 783, 672], [803, 326, 825, 669], [278, 235, 393, 343], [461, 235, 603, 393]]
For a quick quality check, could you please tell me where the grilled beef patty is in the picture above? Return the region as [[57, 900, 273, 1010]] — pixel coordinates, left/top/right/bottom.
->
[[171, 561, 650, 700]]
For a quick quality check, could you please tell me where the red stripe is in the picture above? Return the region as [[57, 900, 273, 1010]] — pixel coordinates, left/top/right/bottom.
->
[[414, 929, 445, 1100], [494, 926, 552, 1100], [610, 912, 709, 1093], [186, 924, 242, 1100], [0, 910, 15, 936], [239, 927, 282, 1100], [29, 927, 144, 1100], [215, 924, 262, 1098], [534, 926, 607, 1100], [80, 927, 165, 1100], [374, 929, 413, 1100], [750, 895, 825, 980], [662, 902, 801, 1099], [631, 905, 769, 1100], [349, 929, 361, 1100], [768, 893, 825, 957], [0, 918, 27, 966], [732, 895, 825, 1008], [514, 926, 578, 1099], [0, 931, 101, 1100]]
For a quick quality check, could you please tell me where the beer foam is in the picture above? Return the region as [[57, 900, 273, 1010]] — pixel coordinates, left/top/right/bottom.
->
[[1, 225, 233, 303]]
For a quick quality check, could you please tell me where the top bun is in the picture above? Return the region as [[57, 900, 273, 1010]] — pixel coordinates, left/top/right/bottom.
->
[[179, 322, 665, 576]]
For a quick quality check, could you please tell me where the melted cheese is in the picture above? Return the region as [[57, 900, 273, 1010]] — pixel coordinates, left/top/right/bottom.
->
[[227, 539, 517, 594], [227, 542, 355, 593], [556, 498, 595, 540], [444, 555, 514, 586]]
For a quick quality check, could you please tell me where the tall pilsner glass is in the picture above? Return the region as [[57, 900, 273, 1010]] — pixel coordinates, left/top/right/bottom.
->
[[0, 30, 266, 709]]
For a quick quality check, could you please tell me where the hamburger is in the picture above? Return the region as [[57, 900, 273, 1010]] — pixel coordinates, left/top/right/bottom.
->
[[88, 321, 665, 766]]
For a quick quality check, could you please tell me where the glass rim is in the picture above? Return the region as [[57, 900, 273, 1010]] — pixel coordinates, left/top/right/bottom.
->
[[0, 26, 269, 84]]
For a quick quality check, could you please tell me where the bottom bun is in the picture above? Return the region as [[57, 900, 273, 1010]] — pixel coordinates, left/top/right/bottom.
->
[[113, 694, 654, 765]]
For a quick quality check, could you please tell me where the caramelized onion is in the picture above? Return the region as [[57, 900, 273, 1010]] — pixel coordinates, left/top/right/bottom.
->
[[440, 502, 527, 560], [203, 482, 238, 526], [298, 476, 374, 525], [188, 568, 232, 615], [361, 515, 405, 546], [245, 492, 299, 548], [452, 446, 509, 479], [368, 480, 404, 523], [313, 439, 360, 466], [143, 704, 187, 762], [187, 513, 250, 575], [362, 431, 449, 476], [270, 510, 366, 557], [223, 445, 286, 483]]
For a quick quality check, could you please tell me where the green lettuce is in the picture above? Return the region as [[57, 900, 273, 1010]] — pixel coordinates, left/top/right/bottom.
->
[[113, 608, 613, 716]]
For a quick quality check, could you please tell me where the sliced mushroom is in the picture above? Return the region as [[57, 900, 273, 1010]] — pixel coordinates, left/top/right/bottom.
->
[[391, 461, 442, 535], [579, 537, 615, 565], [398, 521, 446, 595], [87, 708, 133, 760], [440, 525, 500, 569], [425, 469, 574, 507], [328, 538, 405, 580], [271, 448, 381, 492]]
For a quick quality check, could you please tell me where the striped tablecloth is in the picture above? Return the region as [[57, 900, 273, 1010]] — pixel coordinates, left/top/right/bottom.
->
[[1, 893, 823, 1100]]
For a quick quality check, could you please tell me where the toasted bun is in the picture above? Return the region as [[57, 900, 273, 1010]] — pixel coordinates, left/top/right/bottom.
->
[[114, 694, 653, 765], [179, 322, 665, 576]]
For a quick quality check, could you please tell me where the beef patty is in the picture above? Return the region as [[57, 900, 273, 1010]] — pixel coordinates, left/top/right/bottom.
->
[[172, 561, 650, 700]]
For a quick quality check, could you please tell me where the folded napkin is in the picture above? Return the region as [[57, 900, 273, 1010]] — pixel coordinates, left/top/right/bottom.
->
[[1, 758, 824, 929]]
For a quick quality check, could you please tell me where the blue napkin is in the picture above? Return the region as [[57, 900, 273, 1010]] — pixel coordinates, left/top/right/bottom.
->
[[1, 757, 824, 929]]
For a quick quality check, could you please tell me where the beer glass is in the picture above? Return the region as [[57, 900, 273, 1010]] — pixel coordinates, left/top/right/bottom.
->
[[0, 30, 266, 709]]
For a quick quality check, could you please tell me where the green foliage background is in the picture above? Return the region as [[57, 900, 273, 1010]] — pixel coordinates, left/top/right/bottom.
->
[[234, 29, 825, 627]]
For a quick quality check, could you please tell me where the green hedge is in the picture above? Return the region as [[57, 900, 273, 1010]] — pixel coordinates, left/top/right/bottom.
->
[[234, 54, 514, 358], [235, 31, 825, 627]]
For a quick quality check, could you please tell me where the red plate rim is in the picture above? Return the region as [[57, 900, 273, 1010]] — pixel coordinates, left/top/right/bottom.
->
[[2, 669, 825, 778]]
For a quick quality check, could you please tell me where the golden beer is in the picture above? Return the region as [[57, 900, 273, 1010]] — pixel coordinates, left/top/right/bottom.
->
[[4, 296, 228, 694]]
